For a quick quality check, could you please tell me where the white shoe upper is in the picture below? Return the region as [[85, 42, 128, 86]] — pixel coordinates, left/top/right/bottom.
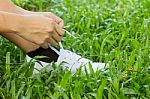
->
[[56, 49, 105, 73], [26, 48, 106, 74]]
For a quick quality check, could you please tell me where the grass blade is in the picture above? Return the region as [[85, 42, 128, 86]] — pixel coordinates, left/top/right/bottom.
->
[[6, 52, 10, 75], [96, 78, 107, 99]]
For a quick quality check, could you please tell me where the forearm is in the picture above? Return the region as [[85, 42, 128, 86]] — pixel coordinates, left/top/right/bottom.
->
[[0, 11, 23, 34], [0, 0, 12, 6], [0, 0, 28, 14]]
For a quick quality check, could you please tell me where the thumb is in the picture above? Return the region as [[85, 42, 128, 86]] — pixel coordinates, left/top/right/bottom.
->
[[41, 42, 48, 49]]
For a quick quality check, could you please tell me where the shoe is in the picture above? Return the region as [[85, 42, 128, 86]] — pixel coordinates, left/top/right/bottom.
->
[[26, 48, 106, 74]]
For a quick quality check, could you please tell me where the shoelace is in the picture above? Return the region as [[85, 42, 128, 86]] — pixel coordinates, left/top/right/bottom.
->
[[49, 29, 90, 65], [48, 29, 75, 56]]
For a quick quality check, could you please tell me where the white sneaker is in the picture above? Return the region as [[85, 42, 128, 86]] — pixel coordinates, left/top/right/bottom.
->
[[26, 48, 106, 74]]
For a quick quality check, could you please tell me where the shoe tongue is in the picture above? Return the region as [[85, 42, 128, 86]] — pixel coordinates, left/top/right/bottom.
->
[[56, 49, 67, 64]]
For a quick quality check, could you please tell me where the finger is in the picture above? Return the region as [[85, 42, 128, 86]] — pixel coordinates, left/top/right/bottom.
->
[[47, 37, 58, 46], [58, 20, 64, 28], [52, 30, 62, 42], [53, 16, 64, 28], [45, 12, 64, 28], [52, 16, 64, 28], [54, 23, 64, 36]]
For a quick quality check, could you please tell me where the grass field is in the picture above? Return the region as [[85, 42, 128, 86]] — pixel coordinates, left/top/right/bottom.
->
[[0, 0, 150, 98]]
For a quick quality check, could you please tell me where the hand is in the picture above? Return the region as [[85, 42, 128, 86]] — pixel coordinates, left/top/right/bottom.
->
[[17, 15, 64, 49], [28, 12, 64, 28]]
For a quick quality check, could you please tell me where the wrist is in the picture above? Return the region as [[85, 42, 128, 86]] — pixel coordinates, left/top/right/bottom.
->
[[13, 15, 28, 35], [9, 16, 25, 34], [0, 11, 25, 34]]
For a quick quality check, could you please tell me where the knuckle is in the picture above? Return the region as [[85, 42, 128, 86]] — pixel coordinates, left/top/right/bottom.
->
[[60, 29, 65, 36], [45, 34, 50, 39], [42, 44, 48, 49], [53, 43, 58, 46], [50, 20, 55, 25], [48, 25, 54, 32], [55, 39, 59, 43], [51, 42, 57, 46], [57, 37, 61, 42], [57, 30, 64, 36], [37, 40, 45, 45], [57, 39, 60, 43], [61, 20, 64, 24]]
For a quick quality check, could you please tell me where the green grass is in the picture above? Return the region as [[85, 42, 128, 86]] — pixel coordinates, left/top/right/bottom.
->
[[0, 0, 150, 98]]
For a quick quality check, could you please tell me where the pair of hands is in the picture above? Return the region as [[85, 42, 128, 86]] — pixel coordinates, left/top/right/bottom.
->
[[17, 12, 64, 49]]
